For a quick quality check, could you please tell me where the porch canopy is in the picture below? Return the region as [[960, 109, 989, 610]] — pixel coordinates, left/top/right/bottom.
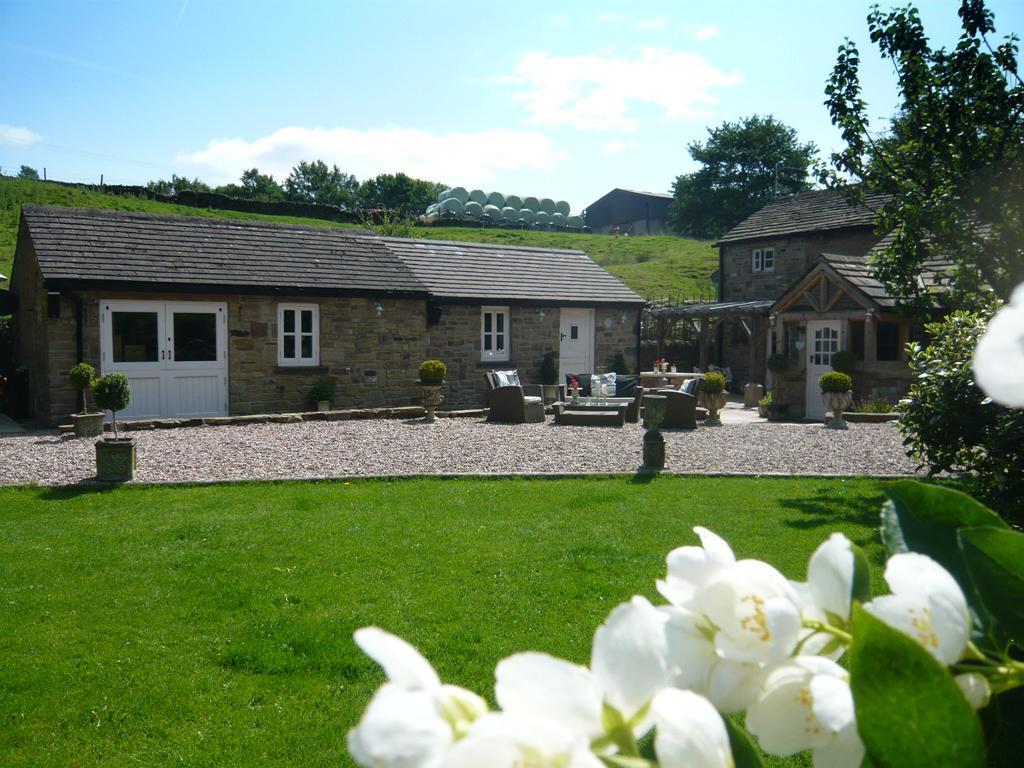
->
[[647, 299, 772, 371]]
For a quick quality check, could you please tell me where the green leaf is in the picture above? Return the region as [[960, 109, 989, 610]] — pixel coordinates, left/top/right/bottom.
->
[[958, 527, 1024, 643], [851, 542, 873, 605], [849, 605, 986, 768], [600, 757, 654, 768], [725, 717, 766, 768]]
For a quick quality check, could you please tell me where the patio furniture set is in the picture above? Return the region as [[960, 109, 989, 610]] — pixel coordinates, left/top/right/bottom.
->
[[482, 370, 709, 428]]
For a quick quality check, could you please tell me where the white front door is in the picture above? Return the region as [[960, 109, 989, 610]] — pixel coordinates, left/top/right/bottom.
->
[[558, 308, 594, 380], [805, 320, 841, 420], [100, 300, 228, 420]]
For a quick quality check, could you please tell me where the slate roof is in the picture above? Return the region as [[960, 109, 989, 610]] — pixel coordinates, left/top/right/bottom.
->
[[378, 237, 644, 306], [20, 206, 643, 305], [820, 252, 952, 308], [716, 188, 891, 244]]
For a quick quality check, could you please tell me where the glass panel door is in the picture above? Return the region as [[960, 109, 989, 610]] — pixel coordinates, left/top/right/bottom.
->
[[166, 303, 224, 369]]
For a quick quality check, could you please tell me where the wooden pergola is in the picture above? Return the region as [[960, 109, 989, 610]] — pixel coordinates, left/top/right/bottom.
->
[[647, 299, 773, 373]]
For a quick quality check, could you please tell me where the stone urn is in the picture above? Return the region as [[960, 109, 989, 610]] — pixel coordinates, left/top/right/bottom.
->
[[72, 412, 105, 438], [700, 391, 729, 426], [417, 380, 445, 423], [95, 437, 137, 482], [823, 390, 853, 430], [642, 394, 667, 471], [316, 400, 331, 412]]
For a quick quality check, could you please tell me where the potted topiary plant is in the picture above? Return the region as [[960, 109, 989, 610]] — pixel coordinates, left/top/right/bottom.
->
[[68, 362, 105, 438], [766, 352, 790, 375], [539, 351, 559, 404], [758, 390, 773, 419], [830, 349, 857, 375], [416, 359, 446, 423], [92, 372, 135, 481], [699, 371, 728, 425], [819, 370, 854, 429], [309, 379, 336, 412]]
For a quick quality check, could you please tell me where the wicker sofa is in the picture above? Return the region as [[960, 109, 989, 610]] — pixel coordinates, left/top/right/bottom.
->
[[563, 373, 643, 423]]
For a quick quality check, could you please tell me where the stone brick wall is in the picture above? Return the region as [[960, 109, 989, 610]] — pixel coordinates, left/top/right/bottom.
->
[[594, 307, 640, 374], [721, 227, 882, 302], [11, 236, 55, 420]]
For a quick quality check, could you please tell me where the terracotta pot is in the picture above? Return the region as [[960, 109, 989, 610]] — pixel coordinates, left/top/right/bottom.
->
[[95, 437, 137, 482], [72, 412, 105, 438]]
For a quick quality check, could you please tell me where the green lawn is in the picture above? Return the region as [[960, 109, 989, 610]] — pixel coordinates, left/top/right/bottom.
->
[[0, 177, 716, 299], [0, 476, 887, 767]]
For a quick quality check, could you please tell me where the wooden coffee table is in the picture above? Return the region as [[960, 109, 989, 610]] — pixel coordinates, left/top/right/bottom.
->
[[553, 399, 629, 426]]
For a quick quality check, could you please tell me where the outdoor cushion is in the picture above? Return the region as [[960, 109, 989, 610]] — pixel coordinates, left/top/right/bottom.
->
[[614, 375, 639, 396], [565, 373, 592, 396], [681, 378, 699, 395], [590, 373, 617, 396], [492, 370, 521, 388], [523, 395, 543, 405]]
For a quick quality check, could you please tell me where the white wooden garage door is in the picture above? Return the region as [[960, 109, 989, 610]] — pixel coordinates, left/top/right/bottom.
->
[[100, 300, 228, 420]]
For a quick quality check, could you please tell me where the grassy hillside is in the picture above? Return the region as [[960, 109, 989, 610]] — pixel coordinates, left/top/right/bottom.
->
[[0, 177, 716, 299]]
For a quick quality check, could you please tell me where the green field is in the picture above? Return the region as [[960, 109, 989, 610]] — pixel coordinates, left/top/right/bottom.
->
[[0, 177, 716, 299], [0, 475, 889, 767]]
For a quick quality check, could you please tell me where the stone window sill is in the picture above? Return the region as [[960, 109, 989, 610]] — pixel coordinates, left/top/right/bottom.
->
[[476, 360, 517, 369], [274, 365, 329, 374]]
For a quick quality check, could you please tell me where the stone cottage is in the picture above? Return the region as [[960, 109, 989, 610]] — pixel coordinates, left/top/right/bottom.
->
[[11, 206, 643, 425]]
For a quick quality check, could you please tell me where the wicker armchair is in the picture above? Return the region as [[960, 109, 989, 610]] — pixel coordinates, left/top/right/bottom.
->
[[658, 377, 704, 429], [484, 370, 545, 423]]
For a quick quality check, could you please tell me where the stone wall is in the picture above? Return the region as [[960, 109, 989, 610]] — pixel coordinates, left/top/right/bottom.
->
[[594, 307, 640, 374], [11, 236, 55, 420]]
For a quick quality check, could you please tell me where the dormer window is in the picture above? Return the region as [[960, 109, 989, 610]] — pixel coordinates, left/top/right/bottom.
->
[[752, 248, 775, 273]]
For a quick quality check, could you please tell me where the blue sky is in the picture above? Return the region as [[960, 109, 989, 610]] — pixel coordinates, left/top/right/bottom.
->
[[2, 0, 1022, 212]]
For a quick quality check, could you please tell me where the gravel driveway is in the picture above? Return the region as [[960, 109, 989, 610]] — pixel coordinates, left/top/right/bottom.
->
[[0, 418, 922, 486]]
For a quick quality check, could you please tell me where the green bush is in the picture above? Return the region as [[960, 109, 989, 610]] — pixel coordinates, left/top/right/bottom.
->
[[899, 310, 1024, 517], [758, 390, 774, 407], [309, 379, 336, 403], [609, 351, 630, 376], [853, 397, 892, 414], [92, 373, 131, 438], [68, 362, 97, 413], [540, 352, 558, 385], [830, 349, 857, 374], [819, 371, 853, 393], [766, 352, 789, 373], [702, 371, 727, 394], [418, 359, 446, 384]]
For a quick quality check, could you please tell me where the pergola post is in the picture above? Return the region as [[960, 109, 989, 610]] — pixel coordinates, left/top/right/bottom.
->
[[698, 317, 708, 370], [747, 315, 759, 384]]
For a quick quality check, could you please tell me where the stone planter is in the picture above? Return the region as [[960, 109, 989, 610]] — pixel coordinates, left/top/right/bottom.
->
[[699, 391, 729, 426], [541, 384, 560, 405], [758, 404, 769, 419], [95, 437, 137, 482], [72, 412, 105, 438], [317, 400, 331, 412], [823, 390, 854, 430], [417, 380, 445, 423], [642, 394, 667, 470]]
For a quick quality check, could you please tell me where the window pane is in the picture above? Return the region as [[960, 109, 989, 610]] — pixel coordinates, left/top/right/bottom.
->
[[283, 335, 296, 358], [300, 310, 313, 334], [484, 313, 492, 333], [283, 309, 295, 333], [301, 335, 313, 359], [496, 313, 504, 333], [112, 311, 159, 362], [570, 325, 578, 340], [496, 334, 504, 352], [484, 335, 492, 351], [877, 322, 900, 361], [173, 312, 217, 362], [849, 320, 865, 360]]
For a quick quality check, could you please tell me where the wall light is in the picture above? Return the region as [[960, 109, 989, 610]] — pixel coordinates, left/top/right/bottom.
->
[[375, 303, 384, 317], [538, 310, 545, 320]]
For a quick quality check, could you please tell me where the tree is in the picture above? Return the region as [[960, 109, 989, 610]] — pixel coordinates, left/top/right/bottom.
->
[[215, 168, 285, 200], [668, 115, 818, 238], [824, 0, 1024, 308], [284, 160, 359, 208], [357, 172, 445, 217], [17, 165, 39, 180], [146, 174, 211, 195]]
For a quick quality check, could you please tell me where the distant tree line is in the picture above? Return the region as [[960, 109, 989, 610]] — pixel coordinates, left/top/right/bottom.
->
[[146, 161, 445, 217]]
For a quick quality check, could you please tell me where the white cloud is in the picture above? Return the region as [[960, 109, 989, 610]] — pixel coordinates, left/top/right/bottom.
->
[[0, 124, 42, 146], [634, 17, 667, 31], [177, 126, 567, 186], [603, 140, 628, 156], [598, 11, 666, 30], [501, 48, 742, 131], [693, 24, 721, 40]]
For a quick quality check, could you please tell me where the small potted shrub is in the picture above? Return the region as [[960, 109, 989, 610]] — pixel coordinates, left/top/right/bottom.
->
[[830, 349, 857, 375], [699, 371, 728, 426], [819, 371, 854, 429], [310, 379, 336, 412], [758, 390, 773, 419], [766, 352, 790, 375], [416, 359, 446, 423], [68, 362, 104, 438], [539, 351, 559, 404], [92, 372, 135, 481]]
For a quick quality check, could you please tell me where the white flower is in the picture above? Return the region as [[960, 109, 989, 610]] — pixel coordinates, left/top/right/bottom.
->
[[973, 281, 1024, 408], [651, 688, 734, 768], [806, 533, 856, 623], [865, 553, 972, 666], [658, 527, 736, 609], [495, 596, 669, 740], [746, 657, 865, 768], [347, 627, 487, 768], [955, 672, 992, 711], [440, 713, 603, 768]]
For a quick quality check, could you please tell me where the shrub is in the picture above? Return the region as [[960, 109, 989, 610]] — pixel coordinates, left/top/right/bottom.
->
[[819, 371, 852, 393], [418, 359, 446, 384], [609, 351, 630, 375], [853, 397, 892, 414], [540, 352, 558, 385], [309, 379, 336, 403], [899, 310, 1024, 516], [68, 362, 97, 413], [92, 373, 131, 438], [766, 353, 789, 373], [759, 390, 774, 407], [702, 371, 727, 394], [830, 350, 857, 374]]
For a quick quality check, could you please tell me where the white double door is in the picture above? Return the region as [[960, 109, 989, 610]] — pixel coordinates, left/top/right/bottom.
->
[[100, 300, 228, 420], [558, 308, 594, 380], [805, 320, 841, 420]]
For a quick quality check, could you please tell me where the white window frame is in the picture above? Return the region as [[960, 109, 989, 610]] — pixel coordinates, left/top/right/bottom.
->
[[752, 248, 775, 273], [752, 249, 763, 272], [480, 306, 510, 362], [277, 303, 320, 367]]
